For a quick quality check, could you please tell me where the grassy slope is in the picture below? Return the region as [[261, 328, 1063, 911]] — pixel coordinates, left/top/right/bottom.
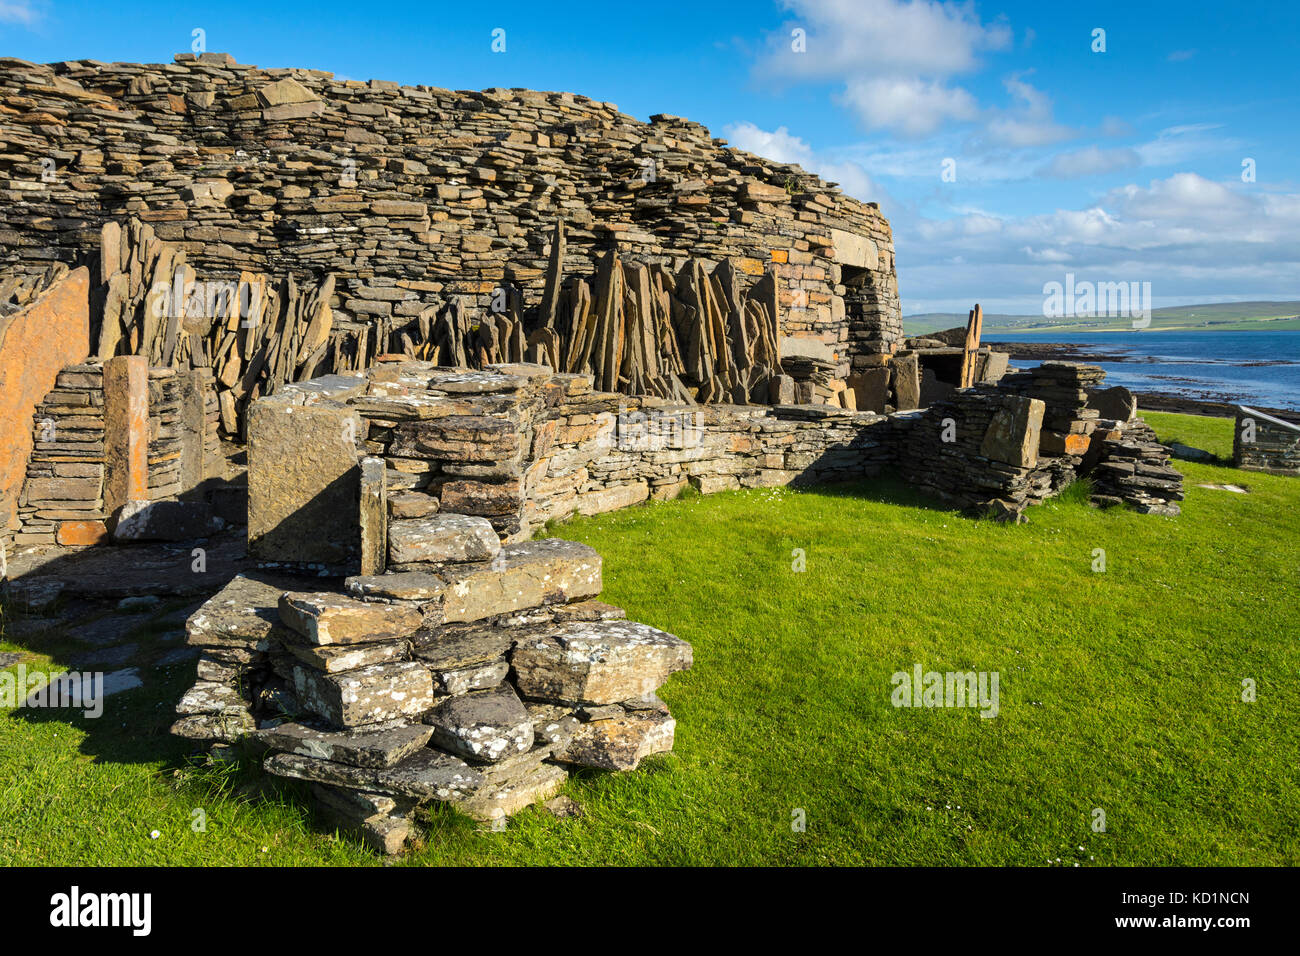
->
[[905, 301, 1300, 336], [1, 411, 1296, 866]]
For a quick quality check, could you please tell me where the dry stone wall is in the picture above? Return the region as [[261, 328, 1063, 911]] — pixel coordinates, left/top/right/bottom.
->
[[0, 52, 902, 384], [10, 358, 221, 547], [243, 359, 1156, 572], [1233, 406, 1300, 476]]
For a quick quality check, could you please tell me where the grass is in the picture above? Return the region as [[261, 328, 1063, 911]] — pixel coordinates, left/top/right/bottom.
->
[[1, 411, 1297, 865]]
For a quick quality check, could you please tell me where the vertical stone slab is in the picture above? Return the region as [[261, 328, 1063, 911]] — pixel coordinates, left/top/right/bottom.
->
[[176, 367, 207, 496], [359, 456, 387, 576], [0, 267, 90, 537], [102, 354, 149, 518], [892, 353, 920, 410], [247, 397, 363, 566]]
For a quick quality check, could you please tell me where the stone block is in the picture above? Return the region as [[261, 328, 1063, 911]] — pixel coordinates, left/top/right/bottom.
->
[[279, 591, 422, 645], [293, 660, 435, 727], [554, 711, 676, 771], [247, 398, 363, 566], [512, 620, 693, 705], [438, 538, 602, 623], [425, 684, 534, 762], [388, 513, 501, 565], [979, 396, 1044, 468]]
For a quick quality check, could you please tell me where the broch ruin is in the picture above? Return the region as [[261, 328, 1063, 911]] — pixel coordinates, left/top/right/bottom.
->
[[0, 52, 1191, 851]]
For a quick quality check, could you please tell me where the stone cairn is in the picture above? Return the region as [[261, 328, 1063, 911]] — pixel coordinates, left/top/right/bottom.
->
[[1089, 418, 1185, 515], [172, 514, 693, 853]]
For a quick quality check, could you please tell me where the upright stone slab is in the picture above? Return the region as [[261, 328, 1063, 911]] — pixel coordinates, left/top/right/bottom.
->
[[247, 397, 363, 566], [177, 366, 208, 496], [359, 456, 387, 576], [892, 353, 921, 410], [102, 354, 149, 518], [979, 395, 1044, 468]]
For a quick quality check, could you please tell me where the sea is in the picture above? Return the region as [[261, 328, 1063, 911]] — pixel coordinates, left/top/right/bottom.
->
[[990, 330, 1300, 412]]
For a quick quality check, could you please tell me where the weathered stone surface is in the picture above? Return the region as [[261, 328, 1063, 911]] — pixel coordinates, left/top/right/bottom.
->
[[170, 711, 256, 741], [176, 680, 247, 715], [388, 513, 501, 565], [186, 573, 297, 649], [293, 660, 434, 727], [456, 762, 568, 823], [264, 751, 384, 791], [550, 600, 626, 622], [56, 519, 108, 546], [287, 638, 408, 673], [102, 354, 148, 517], [388, 490, 439, 518], [311, 784, 414, 855], [440, 538, 602, 623], [413, 626, 513, 670], [439, 478, 524, 516], [279, 591, 422, 645], [525, 702, 581, 748], [979, 395, 1043, 468], [112, 499, 211, 541], [847, 367, 889, 414], [431, 660, 510, 696], [512, 620, 693, 705], [555, 711, 676, 771], [345, 571, 445, 602], [359, 456, 387, 576], [247, 398, 362, 565], [258, 721, 432, 768], [1089, 385, 1136, 422], [892, 353, 921, 410], [425, 684, 533, 762], [375, 748, 484, 801]]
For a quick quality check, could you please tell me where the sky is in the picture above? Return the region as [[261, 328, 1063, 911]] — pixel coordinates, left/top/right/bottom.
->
[[3, 0, 1298, 314]]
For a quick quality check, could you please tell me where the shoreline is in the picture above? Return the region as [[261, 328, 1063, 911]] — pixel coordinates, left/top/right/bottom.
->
[[987, 340, 1300, 423]]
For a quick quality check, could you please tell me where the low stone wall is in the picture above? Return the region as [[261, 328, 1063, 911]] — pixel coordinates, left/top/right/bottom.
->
[[245, 359, 1154, 571], [1234, 406, 1300, 476], [173, 522, 692, 851]]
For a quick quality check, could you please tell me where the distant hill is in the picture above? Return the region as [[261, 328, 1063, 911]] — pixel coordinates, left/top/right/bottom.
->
[[903, 301, 1300, 336]]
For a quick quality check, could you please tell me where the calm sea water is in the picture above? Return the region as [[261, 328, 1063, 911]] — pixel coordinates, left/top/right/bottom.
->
[[991, 330, 1300, 411]]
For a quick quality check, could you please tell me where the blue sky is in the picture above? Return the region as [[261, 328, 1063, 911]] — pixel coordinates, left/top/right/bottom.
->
[[3, 0, 1298, 313]]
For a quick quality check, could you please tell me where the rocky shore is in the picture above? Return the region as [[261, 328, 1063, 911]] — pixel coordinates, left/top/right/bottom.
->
[[988, 340, 1300, 423]]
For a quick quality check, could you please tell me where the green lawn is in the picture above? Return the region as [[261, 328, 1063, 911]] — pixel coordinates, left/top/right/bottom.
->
[[1, 411, 1297, 866]]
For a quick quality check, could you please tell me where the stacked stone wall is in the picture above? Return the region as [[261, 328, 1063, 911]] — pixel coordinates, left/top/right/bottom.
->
[[0, 53, 901, 379]]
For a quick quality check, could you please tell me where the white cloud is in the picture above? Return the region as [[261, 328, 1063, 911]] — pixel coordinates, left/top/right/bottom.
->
[[895, 173, 1300, 311], [982, 75, 1075, 148], [1167, 49, 1198, 62], [763, 0, 1011, 80], [724, 121, 880, 201], [1039, 145, 1140, 179], [756, 0, 1010, 137], [840, 77, 978, 137], [1135, 124, 1238, 167], [0, 0, 41, 25]]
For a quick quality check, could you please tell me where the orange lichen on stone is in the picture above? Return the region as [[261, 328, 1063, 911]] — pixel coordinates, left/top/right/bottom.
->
[[0, 267, 90, 535]]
